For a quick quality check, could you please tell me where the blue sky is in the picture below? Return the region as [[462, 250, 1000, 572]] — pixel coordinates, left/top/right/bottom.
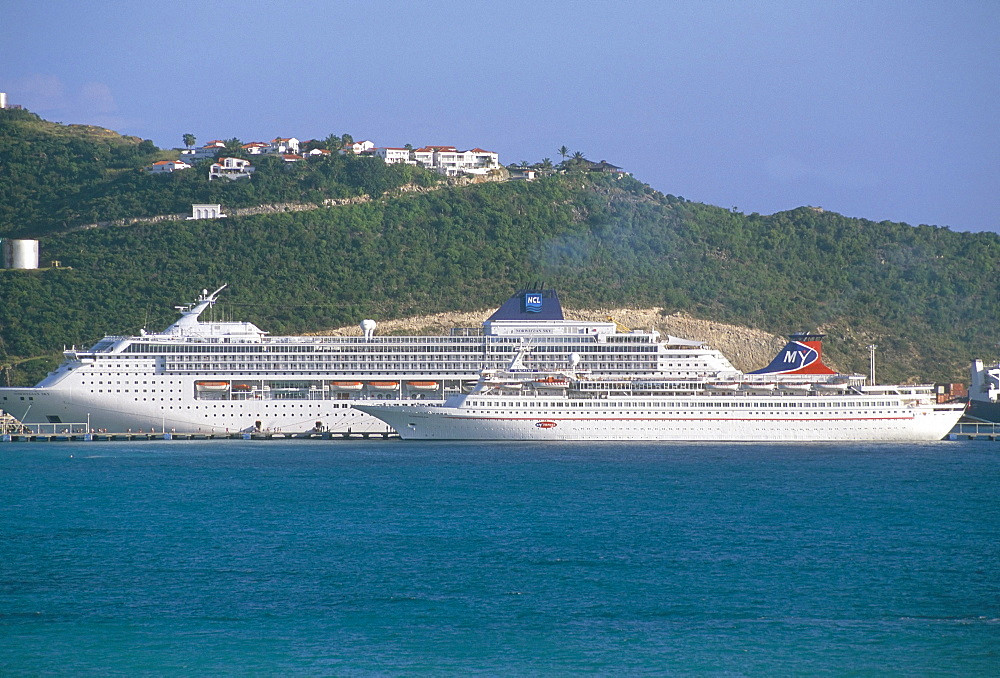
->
[[3, 1, 997, 232]]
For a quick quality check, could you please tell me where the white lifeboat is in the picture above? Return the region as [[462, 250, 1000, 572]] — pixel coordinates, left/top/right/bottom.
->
[[708, 382, 740, 392], [740, 382, 776, 393], [779, 383, 813, 392], [496, 382, 524, 391]]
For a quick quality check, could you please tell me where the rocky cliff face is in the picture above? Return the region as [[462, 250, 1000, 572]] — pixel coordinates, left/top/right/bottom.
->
[[312, 307, 796, 373]]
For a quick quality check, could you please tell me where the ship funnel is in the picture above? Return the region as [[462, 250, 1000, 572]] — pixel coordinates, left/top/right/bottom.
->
[[749, 332, 837, 376]]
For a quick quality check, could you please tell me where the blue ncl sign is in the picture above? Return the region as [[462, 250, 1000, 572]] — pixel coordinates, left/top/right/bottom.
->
[[524, 293, 543, 313]]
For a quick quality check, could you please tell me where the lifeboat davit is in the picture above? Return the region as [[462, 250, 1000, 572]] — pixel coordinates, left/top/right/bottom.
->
[[195, 381, 230, 391], [330, 381, 364, 391], [406, 381, 440, 391]]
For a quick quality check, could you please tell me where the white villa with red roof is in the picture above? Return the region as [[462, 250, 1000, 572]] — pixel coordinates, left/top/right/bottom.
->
[[374, 147, 411, 164], [146, 159, 192, 174], [412, 146, 499, 175], [341, 140, 376, 155], [209, 157, 254, 181]]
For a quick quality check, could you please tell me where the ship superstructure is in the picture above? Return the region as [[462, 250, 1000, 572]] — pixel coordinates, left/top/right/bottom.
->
[[0, 286, 755, 433]]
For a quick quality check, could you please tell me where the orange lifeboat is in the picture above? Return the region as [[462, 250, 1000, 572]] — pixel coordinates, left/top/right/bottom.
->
[[330, 381, 364, 391], [406, 381, 440, 391], [368, 381, 399, 391], [532, 376, 570, 389], [195, 381, 230, 391]]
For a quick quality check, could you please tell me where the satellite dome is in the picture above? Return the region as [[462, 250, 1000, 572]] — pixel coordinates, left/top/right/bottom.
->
[[360, 319, 377, 332]]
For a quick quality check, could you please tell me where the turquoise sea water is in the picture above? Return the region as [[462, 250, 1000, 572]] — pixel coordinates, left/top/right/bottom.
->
[[1, 440, 998, 675]]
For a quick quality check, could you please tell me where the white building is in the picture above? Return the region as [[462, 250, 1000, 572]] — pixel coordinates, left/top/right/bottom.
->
[[341, 140, 376, 155], [271, 137, 300, 154], [209, 157, 254, 181], [146, 159, 192, 174], [242, 142, 271, 155], [182, 140, 227, 162], [187, 204, 227, 220], [374, 147, 413, 164], [412, 145, 500, 176]]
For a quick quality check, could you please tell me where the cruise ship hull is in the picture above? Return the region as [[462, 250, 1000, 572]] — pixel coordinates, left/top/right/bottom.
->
[[0, 384, 408, 434], [355, 404, 964, 442]]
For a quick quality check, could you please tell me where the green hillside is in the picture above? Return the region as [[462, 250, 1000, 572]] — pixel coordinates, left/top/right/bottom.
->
[[1, 109, 997, 386], [0, 108, 437, 238]]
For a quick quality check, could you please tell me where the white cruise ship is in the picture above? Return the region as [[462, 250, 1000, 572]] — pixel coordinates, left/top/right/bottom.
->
[[355, 347, 966, 442], [0, 286, 753, 434]]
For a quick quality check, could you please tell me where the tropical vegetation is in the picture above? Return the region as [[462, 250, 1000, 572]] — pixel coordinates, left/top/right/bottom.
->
[[1, 107, 997, 387]]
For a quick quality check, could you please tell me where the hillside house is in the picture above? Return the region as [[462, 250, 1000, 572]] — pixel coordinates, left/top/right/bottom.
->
[[340, 140, 376, 155], [413, 146, 500, 176], [187, 204, 227, 220], [146, 159, 192, 174], [272, 137, 300, 154], [242, 142, 271, 155], [182, 140, 227, 162], [374, 147, 412, 164], [209, 157, 254, 181], [584, 159, 628, 175]]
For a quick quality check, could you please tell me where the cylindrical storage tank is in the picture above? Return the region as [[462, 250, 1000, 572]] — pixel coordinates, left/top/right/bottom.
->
[[1, 239, 40, 269]]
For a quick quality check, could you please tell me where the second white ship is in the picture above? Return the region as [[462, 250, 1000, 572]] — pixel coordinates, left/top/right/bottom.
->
[[355, 347, 965, 442]]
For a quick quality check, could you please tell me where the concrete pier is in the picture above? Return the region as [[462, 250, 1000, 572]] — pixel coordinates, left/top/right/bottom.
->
[[0, 430, 398, 443]]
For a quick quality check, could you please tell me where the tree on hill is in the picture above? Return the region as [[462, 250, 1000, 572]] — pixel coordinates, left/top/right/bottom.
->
[[223, 137, 244, 156], [558, 145, 569, 162], [324, 133, 341, 151], [182, 133, 196, 149]]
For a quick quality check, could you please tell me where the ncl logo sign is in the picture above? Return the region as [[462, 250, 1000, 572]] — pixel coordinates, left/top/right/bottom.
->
[[525, 293, 543, 313]]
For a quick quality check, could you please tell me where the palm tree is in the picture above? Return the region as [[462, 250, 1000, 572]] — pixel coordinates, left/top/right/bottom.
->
[[324, 133, 341, 151], [223, 137, 244, 156], [557, 145, 569, 162], [182, 133, 196, 149]]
